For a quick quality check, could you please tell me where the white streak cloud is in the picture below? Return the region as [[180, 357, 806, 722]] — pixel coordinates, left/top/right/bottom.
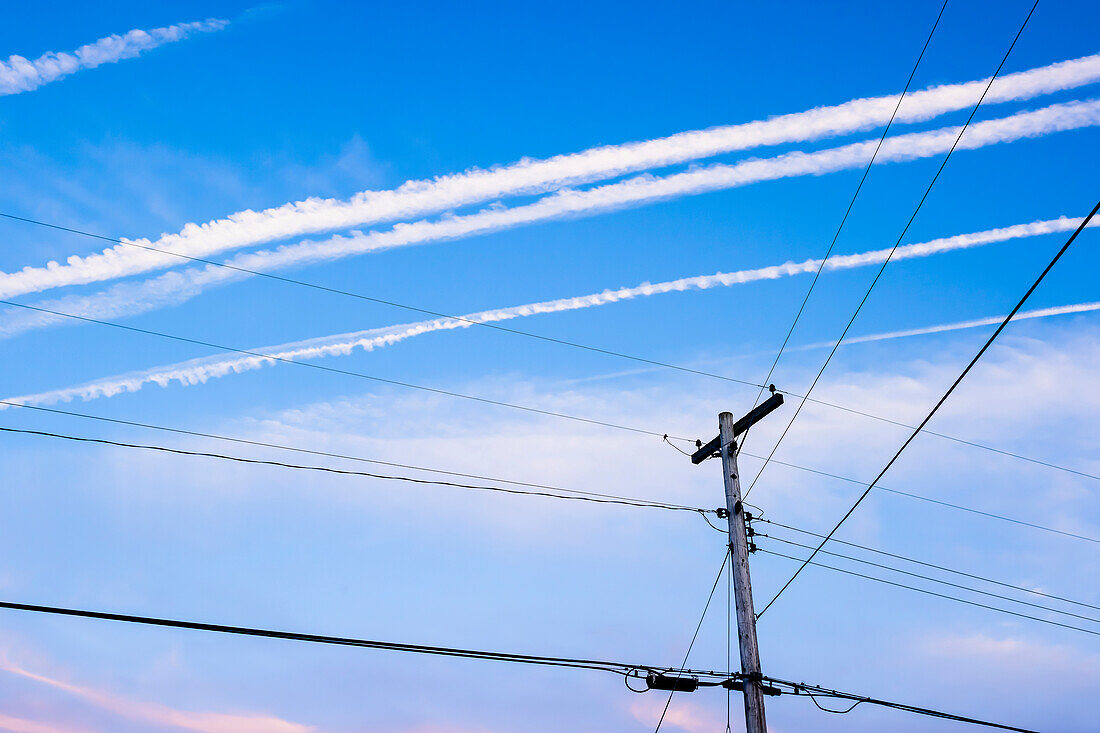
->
[[6, 215, 1095, 408], [3, 54, 1099, 298], [0, 19, 228, 96], [4, 100, 1098, 338]]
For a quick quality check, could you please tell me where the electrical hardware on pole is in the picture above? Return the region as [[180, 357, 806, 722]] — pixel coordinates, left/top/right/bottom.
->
[[690, 397, 784, 733], [690, 393, 784, 464]]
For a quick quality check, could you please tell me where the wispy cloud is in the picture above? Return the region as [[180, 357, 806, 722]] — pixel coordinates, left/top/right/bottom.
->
[[0, 657, 313, 733], [5, 98, 1098, 338], [0, 19, 228, 97], [909, 632, 1100, 728], [920, 633, 1100, 679], [6, 216, 1093, 408], [0, 713, 97, 733], [3, 54, 1099, 299]]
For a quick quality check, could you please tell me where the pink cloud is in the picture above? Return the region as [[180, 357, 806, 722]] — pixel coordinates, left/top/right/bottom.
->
[[0, 658, 313, 733], [0, 713, 99, 733], [628, 697, 723, 733], [387, 718, 587, 733]]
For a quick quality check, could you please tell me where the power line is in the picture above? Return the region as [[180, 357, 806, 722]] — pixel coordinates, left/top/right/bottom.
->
[[743, 0, 1039, 500], [0, 399, 692, 506], [0, 598, 648, 676], [10, 414, 1074, 716], [739, 0, 950, 454], [0, 597, 1038, 732], [0, 424, 710, 514], [6, 394, 1091, 541], [0, 298, 697, 443], [738, 449, 1100, 545], [4, 213, 1098, 486], [800, 389, 1100, 484], [758, 198, 1100, 618], [757, 518, 1100, 611], [758, 547, 1100, 638], [654, 549, 729, 732], [0, 214, 767, 391], [759, 674, 1037, 733], [756, 533, 1100, 625]]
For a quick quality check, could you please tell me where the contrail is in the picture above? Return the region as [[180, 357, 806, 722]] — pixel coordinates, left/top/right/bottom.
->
[[3, 99, 1098, 338], [798, 302, 1100, 350], [3, 54, 1100, 299], [5, 215, 1094, 408], [0, 19, 228, 96]]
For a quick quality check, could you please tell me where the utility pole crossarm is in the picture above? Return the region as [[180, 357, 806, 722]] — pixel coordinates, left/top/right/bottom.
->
[[691, 392, 784, 464]]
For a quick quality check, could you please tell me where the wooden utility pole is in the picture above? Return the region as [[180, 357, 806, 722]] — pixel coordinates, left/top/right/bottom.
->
[[691, 393, 782, 733], [719, 411, 767, 733]]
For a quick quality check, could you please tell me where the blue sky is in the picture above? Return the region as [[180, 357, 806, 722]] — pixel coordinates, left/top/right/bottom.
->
[[0, 1, 1098, 731]]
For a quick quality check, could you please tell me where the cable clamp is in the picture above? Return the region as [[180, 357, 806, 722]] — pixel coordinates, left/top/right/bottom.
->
[[646, 672, 699, 692], [724, 673, 781, 696]]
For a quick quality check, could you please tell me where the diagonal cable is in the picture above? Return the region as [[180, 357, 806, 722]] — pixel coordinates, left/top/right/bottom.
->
[[743, 0, 1039, 499], [654, 548, 730, 732], [738, 0, 950, 455], [758, 198, 1100, 618]]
